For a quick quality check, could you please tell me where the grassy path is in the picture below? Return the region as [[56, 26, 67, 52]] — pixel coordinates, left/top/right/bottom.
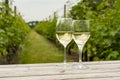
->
[[19, 30, 64, 64]]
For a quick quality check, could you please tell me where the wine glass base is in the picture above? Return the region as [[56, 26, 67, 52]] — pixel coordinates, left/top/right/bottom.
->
[[56, 63, 71, 69], [71, 62, 88, 69], [57, 62, 88, 70]]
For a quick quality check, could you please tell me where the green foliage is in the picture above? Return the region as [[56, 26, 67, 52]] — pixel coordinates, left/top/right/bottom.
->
[[114, 0, 120, 10], [70, 0, 120, 61], [32, 0, 120, 61], [34, 18, 57, 41], [0, 1, 30, 64]]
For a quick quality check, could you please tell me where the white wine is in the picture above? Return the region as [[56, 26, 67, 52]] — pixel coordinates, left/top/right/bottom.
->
[[73, 32, 90, 49], [56, 31, 72, 47]]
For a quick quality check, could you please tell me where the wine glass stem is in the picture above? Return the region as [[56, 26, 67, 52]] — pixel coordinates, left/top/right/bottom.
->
[[79, 49, 82, 63], [78, 47, 83, 63], [64, 46, 67, 64]]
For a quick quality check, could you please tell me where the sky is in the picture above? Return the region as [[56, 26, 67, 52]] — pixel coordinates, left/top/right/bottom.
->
[[13, 0, 66, 22], [0, 0, 81, 22]]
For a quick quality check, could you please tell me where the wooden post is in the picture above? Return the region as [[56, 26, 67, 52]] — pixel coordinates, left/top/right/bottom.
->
[[54, 12, 56, 19], [18, 12, 21, 15], [5, 0, 9, 14], [14, 6, 17, 16], [53, 12, 56, 18], [49, 15, 51, 20], [64, 4, 66, 18]]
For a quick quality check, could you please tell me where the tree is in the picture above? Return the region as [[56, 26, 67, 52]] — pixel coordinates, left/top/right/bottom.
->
[[69, 0, 120, 61]]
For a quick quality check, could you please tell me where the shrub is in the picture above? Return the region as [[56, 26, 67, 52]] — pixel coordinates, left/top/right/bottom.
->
[[34, 18, 57, 42], [69, 0, 120, 61], [0, 1, 30, 64]]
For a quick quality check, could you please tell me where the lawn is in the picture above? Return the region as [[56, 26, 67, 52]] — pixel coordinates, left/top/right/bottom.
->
[[19, 30, 64, 64]]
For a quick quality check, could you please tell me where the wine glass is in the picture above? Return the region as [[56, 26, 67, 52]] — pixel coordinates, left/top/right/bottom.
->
[[56, 18, 72, 66], [72, 20, 90, 69]]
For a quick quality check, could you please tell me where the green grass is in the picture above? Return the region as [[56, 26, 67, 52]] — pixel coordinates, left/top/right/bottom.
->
[[19, 30, 64, 64]]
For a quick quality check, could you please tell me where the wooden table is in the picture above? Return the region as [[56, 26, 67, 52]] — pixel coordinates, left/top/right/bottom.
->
[[0, 61, 120, 80]]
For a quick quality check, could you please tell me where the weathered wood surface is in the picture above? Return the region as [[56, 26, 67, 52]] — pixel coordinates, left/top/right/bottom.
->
[[0, 61, 120, 80]]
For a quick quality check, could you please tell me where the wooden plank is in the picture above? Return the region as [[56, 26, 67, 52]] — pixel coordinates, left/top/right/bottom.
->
[[0, 62, 120, 71], [0, 61, 120, 80], [0, 60, 120, 68], [0, 61, 120, 68], [0, 65, 120, 78], [0, 62, 120, 77], [0, 67, 120, 78], [0, 72, 120, 80], [72, 77, 120, 80]]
